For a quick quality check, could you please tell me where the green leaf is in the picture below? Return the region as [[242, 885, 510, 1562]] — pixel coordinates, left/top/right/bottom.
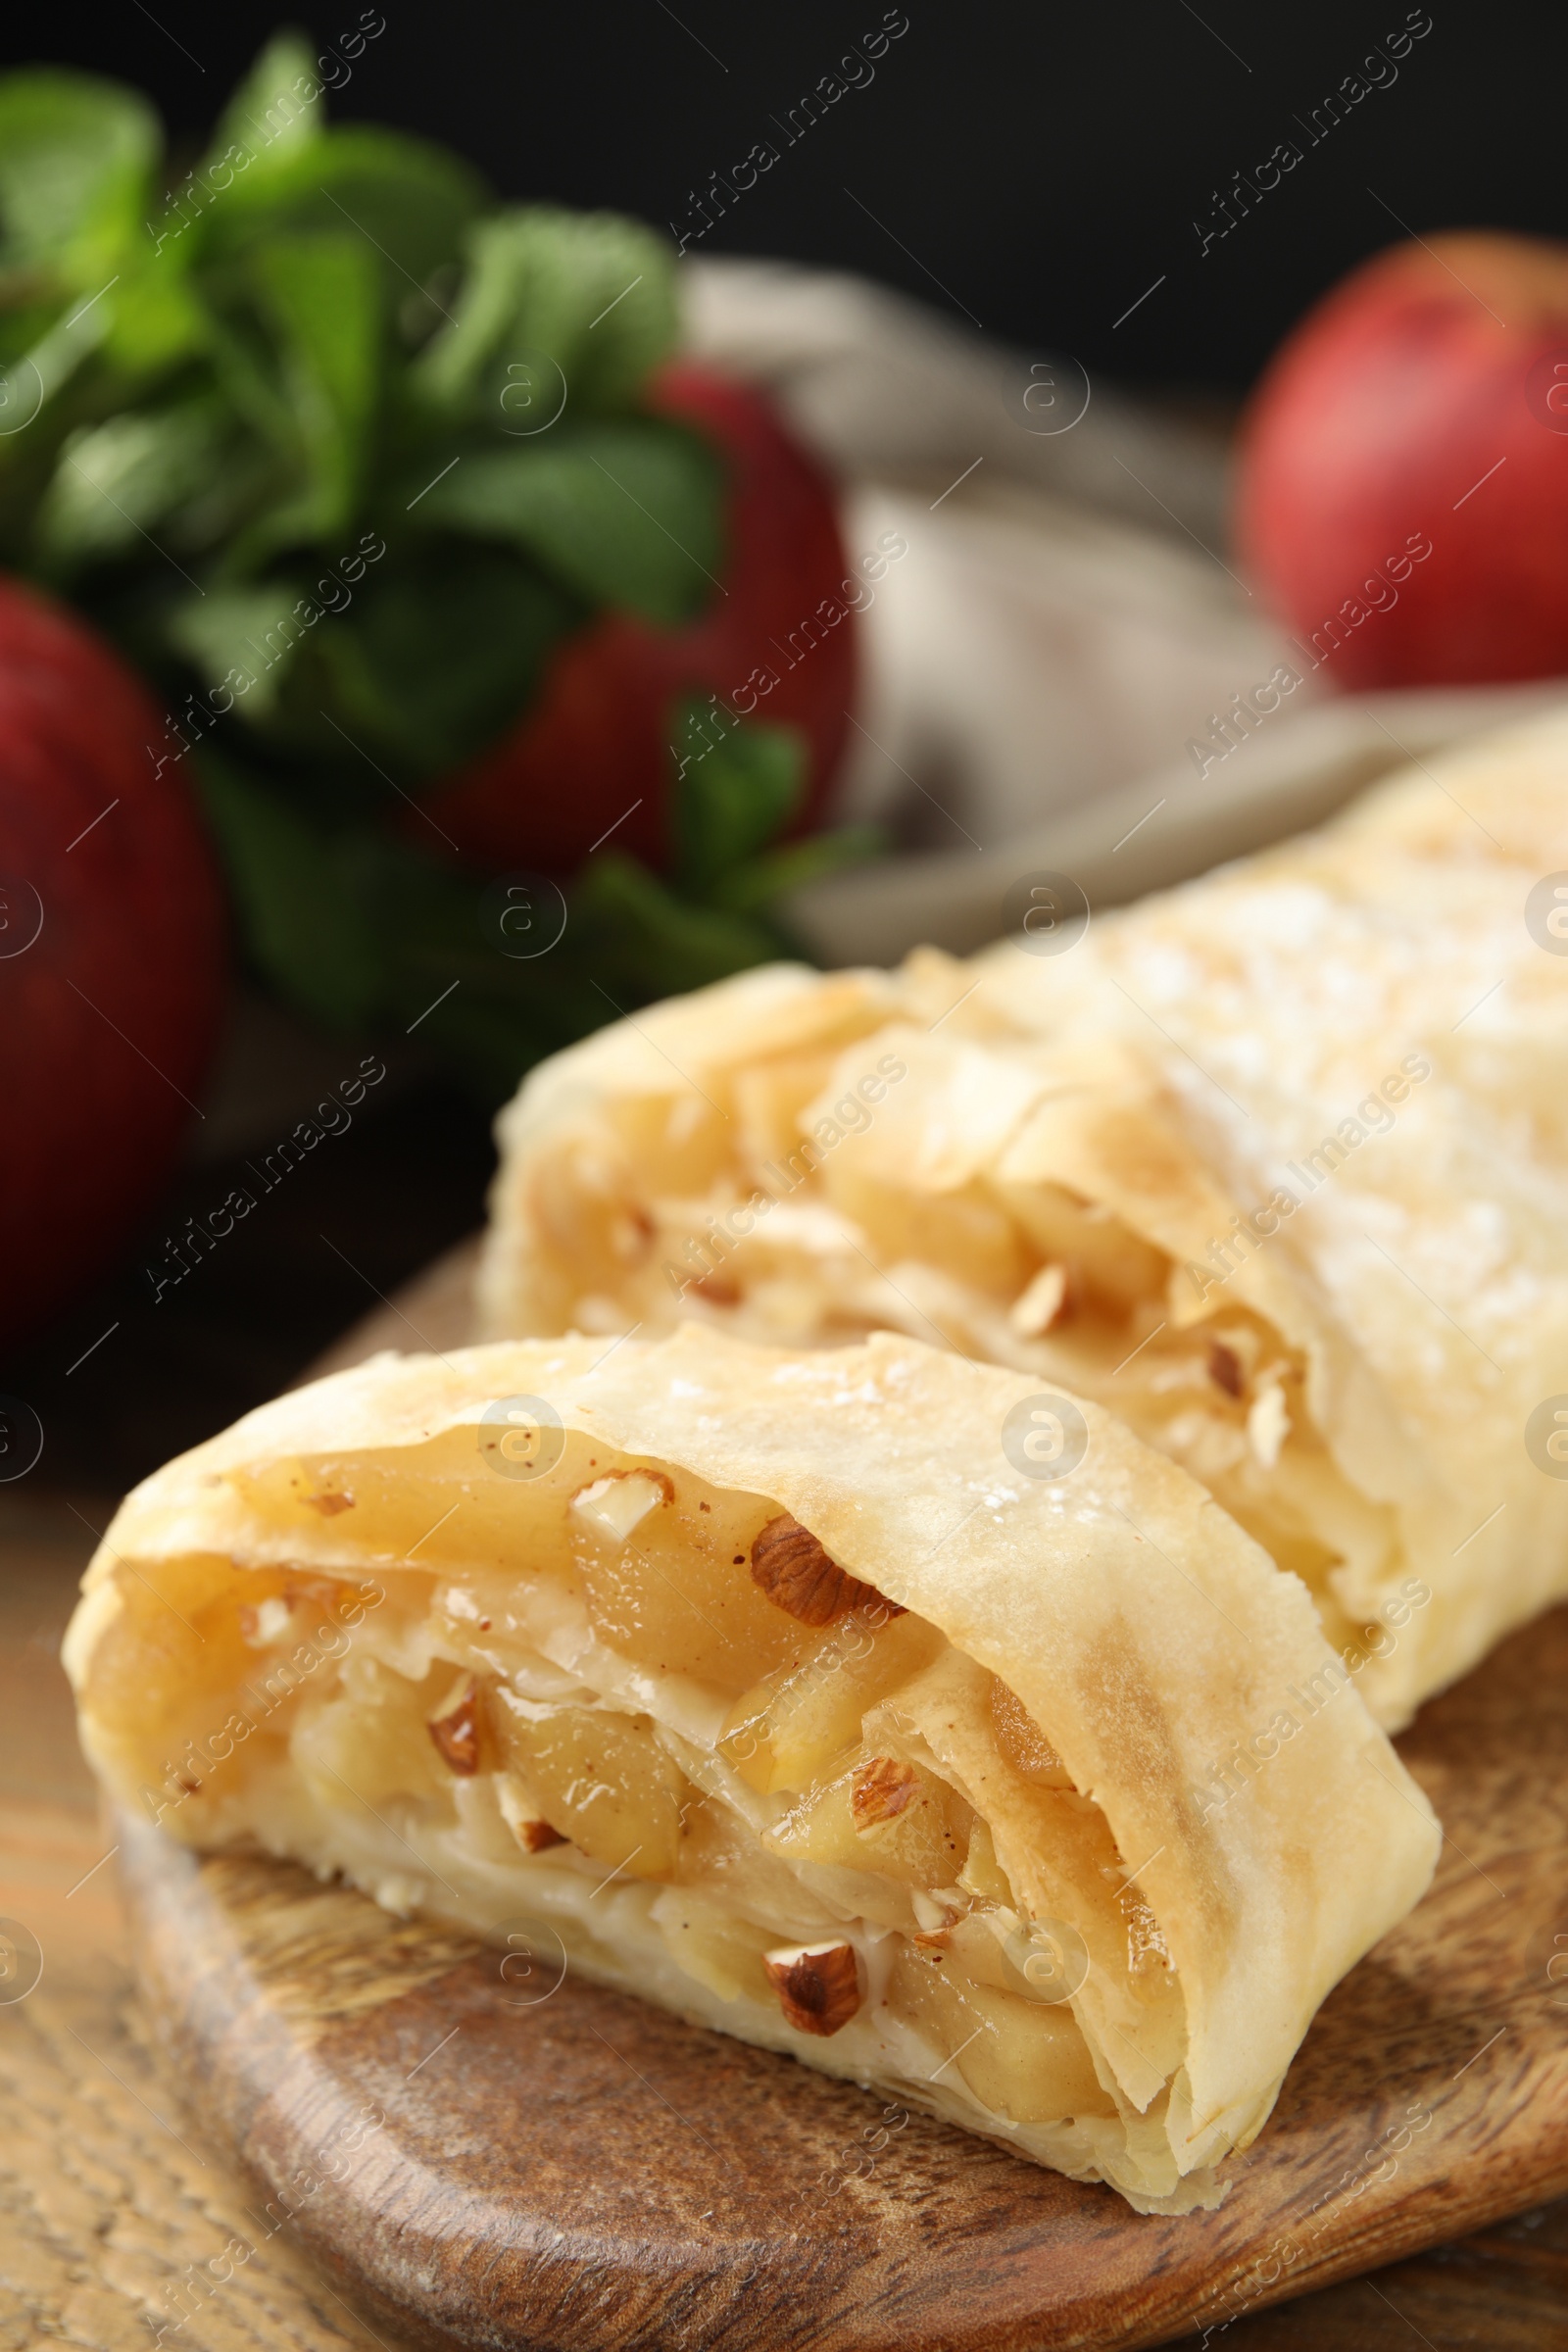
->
[[304, 831, 611, 1098], [201, 34, 324, 198], [167, 583, 306, 713], [35, 404, 234, 570], [571, 853, 778, 997], [714, 825, 885, 916], [98, 263, 208, 379], [416, 206, 677, 420], [0, 69, 160, 282], [309, 543, 579, 771], [198, 301, 299, 457], [196, 749, 383, 1029], [672, 707, 805, 894], [419, 419, 722, 627], [170, 544, 576, 776], [248, 232, 383, 539], [198, 125, 486, 299]]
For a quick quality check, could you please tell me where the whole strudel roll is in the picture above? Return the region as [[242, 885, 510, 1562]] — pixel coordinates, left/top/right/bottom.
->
[[476, 707, 1568, 1729], [66, 1330, 1436, 2212]]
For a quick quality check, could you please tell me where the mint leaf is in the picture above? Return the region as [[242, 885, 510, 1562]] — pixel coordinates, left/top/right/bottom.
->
[[169, 547, 576, 777], [305, 543, 580, 771], [201, 33, 323, 197], [420, 418, 721, 627], [672, 704, 805, 893], [167, 583, 309, 714], [0, 69, 159, 283], [35, 402, 235, 569], [572, 852, 778, 997], [717, 825, 885, 916], [416, 206, 677, 420], [98, 263, 208, 381], [248, 231, 383, 540], [201, 126, 486, 296], [197, 749, 384, 1028], [0, 44, 826, 1095]]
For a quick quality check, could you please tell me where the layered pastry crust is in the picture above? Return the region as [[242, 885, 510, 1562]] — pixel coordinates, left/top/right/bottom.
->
[[476, 708, 1568, 1729], [67, 1329, 1437, 2212]]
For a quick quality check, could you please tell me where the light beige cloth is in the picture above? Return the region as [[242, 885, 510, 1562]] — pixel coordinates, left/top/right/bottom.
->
[[684, 258, 1559, 959]]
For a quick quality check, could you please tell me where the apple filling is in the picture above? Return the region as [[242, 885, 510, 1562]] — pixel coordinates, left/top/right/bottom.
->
[[486, 1019, 1402, 1687], [83, 1419, 1193, 2186]]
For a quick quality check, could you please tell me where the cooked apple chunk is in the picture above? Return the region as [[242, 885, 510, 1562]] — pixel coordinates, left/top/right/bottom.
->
[[66, 1327, 1438, 2215]]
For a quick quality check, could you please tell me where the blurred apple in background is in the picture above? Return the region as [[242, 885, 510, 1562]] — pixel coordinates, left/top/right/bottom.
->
[[1238, 232, 1568, 687], [423, 361, 856, 874], [0, 581, 225, 1349]]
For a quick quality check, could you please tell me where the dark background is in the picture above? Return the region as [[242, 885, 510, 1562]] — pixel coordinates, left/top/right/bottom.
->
[[4, 0, 1558, 1494], [8, 1, 1561, 392]]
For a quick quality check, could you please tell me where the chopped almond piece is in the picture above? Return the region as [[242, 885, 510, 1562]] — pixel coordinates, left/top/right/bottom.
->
[[1249, 1380, 1292, 1468], [750, 1513, 904, 1628], [426, 1672, 482, 1775], [853, 1755, 919, 1829], [1010, 1262, 1067, 1338], [570, 1469, 671, 1544], [495, 1772, 568, 1853], [763, 1939, 861, 2035], [691, 1271, 740, 1305], [516, 1818, 568, 1854], [238, 1595, 293, 1647]]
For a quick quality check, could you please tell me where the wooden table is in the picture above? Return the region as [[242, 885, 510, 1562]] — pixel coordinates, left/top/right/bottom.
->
[[3, 1484, 1566, 2349]]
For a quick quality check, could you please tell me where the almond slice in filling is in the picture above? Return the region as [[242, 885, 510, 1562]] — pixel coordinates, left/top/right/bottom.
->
[[763, 1940, 863, 2035]]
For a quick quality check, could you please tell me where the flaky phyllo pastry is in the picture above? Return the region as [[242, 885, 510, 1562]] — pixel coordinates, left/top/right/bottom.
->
[[67, 1330, 1437, 2211], [477, 705, 1568, 1732]]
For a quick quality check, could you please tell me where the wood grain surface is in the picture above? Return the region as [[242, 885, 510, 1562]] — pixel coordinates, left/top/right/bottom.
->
[[0, 1492, 420, 2352]]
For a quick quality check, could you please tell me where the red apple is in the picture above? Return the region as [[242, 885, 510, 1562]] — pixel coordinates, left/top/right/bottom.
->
[[423, 361, 858, 872], [1237, 233, 1568, 688], [0, 578, 226, 1350]]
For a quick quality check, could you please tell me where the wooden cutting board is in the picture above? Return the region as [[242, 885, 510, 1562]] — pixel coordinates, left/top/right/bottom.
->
[[119, 1250, 1568, 2352]]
